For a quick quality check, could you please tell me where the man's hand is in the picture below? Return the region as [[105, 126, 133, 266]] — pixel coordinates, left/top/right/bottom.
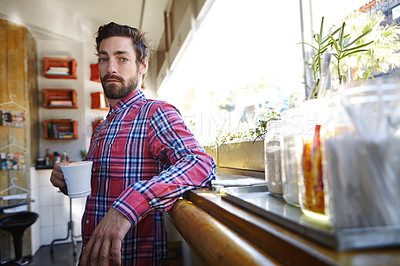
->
[[79, 207, 132, 266], [50, 162, 69, 195]]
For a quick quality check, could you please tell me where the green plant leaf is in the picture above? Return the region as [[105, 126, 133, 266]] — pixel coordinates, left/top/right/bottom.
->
[[329, 26, 342, 37], [320, 16, 325, 39], [343, 49, 370, 58], [344, 29, 372, 48], [298, 42, 318, 51], [338, 22, 346, 49], [343, 41, 374, 53], [330, 36, 340, 54]]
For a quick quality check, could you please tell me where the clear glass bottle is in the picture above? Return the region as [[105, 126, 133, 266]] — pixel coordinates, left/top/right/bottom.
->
[[264, 121, 283, 196]]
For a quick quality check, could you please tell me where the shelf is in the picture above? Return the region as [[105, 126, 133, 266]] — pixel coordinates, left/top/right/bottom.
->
[[42, 89, 78, 109], [43, 57, 77, 79], [91, 92, 109, 111], [92, 119, 104, 133], [43, 119, 78, 140], [90, 63, 101, 83]]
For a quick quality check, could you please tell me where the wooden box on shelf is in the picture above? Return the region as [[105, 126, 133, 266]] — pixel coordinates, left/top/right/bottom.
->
[[42, 89, 78, 109], [43, 57, 77, 79], [90, 63, 101, 83], [43, 119, 78, 140], [91, 92, 109, 110], [92, 119, 104, 133]]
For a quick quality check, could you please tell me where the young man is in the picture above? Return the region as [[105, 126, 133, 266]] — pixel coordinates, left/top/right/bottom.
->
[[50, 22, 216, 265]]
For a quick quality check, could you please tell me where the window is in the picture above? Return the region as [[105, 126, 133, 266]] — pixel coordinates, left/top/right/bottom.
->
[[157, 0, 373, 145]]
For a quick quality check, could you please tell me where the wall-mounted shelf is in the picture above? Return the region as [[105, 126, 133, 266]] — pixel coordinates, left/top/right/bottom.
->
[[92, 119, 104, 133], [43, 119, 78, 140], [90, 63, 101, 83], [42, 89, 78, 109], [91, 92, 109, 111], [43, 57, 77, 79]]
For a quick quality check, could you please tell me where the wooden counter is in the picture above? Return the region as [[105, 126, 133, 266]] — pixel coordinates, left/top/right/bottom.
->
[[168, 188, 400, 266]]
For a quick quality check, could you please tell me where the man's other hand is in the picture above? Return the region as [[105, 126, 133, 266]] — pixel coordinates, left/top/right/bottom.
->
[[79, 207, 132, 266]]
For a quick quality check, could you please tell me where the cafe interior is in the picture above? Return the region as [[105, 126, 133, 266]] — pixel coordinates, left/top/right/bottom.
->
[[1, 0, 400, 265]]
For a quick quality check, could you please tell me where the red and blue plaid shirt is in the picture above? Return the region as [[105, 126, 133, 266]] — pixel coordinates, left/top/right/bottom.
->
[[83, 89, 216, 264]]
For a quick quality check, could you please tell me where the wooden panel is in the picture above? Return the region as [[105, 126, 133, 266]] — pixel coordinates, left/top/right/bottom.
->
[[0, 19, 8, 102], [7, 23, 17, 100], [16, 27, 27, 106], [0, 18, 37, 260], [26, 30, 39, 164]]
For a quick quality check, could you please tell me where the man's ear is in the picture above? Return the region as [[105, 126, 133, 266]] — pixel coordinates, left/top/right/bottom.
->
[[139, 58, 148, 75]]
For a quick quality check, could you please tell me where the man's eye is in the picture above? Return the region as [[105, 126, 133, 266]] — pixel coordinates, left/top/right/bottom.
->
[[120, 58, 128, 62], [98, 58, 107, 63]]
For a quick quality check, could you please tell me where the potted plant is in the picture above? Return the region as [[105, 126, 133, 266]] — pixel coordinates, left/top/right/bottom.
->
[[215, 109, 279, 173]]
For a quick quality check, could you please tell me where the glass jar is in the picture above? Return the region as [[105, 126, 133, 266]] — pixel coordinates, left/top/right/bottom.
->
[[298, 99, 329, 222], [300, 124, 326, 217], [264, 121, 283, 196], [280, 108, 303, 206], [322, 81, 400, 229], [281, 134, 303, 206]]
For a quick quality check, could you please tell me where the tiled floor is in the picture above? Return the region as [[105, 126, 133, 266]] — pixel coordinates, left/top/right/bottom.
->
[[30, 242, 82, 266]]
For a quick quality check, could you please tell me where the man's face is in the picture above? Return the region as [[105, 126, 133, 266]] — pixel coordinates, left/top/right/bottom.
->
[[98, 36, 147, 99]]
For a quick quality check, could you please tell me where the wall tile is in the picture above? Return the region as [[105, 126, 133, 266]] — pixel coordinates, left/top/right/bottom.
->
[[40, 225, 54, 245], [39, 206, 54, 227]]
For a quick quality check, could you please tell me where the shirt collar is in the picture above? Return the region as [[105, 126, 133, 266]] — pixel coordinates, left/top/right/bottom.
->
[[109, 89, 147, 114]]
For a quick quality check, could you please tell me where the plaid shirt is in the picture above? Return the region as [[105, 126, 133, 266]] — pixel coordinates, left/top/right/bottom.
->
[[83, 89, 216, 265]]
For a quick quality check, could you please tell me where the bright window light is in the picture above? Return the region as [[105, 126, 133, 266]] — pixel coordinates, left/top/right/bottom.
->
[[157, 0, 371, 145]]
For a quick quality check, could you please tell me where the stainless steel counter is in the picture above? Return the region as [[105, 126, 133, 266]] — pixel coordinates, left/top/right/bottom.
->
[[219, 184, 400, 251]]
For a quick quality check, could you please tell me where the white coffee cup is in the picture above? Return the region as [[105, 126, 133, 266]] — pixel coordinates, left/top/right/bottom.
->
[[60, 161, 93, 198]]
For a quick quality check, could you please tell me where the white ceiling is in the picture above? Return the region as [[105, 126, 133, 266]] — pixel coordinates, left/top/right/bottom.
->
[[0, 0, 170, 50]]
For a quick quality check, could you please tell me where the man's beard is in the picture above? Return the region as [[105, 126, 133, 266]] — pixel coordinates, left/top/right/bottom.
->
[[101, 73, 139, 100]]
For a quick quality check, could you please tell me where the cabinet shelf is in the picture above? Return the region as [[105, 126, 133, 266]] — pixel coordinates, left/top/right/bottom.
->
[[91, 92, 109, 111], [42, 89, 78, 109], [92, 119, 104, 133], [90, 63, 101, 83], [43, 119, 78, 140], [43, 57, 77, 79]]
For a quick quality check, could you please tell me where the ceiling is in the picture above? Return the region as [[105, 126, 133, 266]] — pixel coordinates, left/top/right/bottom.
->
[[0, 0, 170, 50]]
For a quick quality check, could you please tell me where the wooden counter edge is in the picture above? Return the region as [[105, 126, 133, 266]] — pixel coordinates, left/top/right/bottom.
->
[[186, 189, 336, 265], [168, 199, 278, 266]]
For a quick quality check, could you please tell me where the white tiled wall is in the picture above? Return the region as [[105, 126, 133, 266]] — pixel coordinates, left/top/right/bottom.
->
[[29, 167, 86, 255]]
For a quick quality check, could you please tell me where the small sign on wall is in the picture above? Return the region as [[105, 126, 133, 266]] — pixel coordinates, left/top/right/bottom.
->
[[393, 5, 400, 20]]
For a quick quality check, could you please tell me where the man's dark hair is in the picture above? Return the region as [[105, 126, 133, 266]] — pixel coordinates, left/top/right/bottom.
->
[[95, 22, 151, 63]]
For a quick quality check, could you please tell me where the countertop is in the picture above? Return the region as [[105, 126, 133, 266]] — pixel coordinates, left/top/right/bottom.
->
[[168, 171, 400, 266]]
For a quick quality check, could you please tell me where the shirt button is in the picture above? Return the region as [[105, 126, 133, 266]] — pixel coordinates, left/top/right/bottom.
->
[[86, 220, 89, 224]]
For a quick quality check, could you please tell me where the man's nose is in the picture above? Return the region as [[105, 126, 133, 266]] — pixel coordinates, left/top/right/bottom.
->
[[107, 58, 117, 74]]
